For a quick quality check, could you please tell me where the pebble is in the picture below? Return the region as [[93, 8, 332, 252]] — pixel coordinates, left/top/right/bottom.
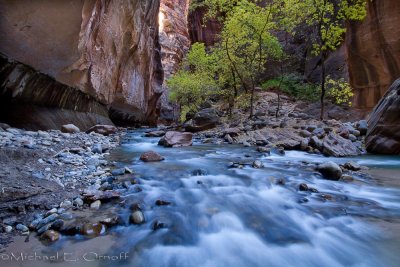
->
[[60, 200, 72, 208], [40, 230, 60, 243], [46, 208, 58, 216], [36, 214, 59, 230], [90, 200, 101, 210], [130, 210, 145, 224], [155, 200, 171, 206], [81, 223, 105, 237], [299, 183, 308, 191], [73, 198, 84, 206], [111, 168, 125, 176], [4, 225, 13, 233], [16, 224, 29, 232]]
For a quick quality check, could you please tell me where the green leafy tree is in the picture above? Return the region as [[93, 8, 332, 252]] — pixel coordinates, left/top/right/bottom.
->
[[326, 76, 354, 106], [205, 0, 284, 117], [167, 43, 218, 122], [285, 0, 367, 120]]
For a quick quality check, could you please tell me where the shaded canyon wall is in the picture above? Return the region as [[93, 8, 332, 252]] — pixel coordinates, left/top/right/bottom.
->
[[346, 0, 400, 109], [0, 0, 163, 129], [158, 0, 191, 122]]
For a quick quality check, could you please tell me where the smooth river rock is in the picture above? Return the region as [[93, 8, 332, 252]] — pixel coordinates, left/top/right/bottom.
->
[[316, 162, 343, 181], [140, 151, 165, 162], [158, 131, 193, 147]]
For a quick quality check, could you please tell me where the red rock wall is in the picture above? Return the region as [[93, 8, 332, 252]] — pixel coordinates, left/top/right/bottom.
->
[[158, 0, 191, 122], [346, 0, 400, 109], [188, 6, 222, 46], [0, 0, 163, 125]]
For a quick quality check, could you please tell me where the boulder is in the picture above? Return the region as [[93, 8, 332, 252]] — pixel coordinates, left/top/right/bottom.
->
[[0, 122, 11, 129], [158, 131, 193, 147], [86, 125, 117, 136], [223, 128, 241, 136], [145, 130, 165, 137], [355, 120, 368, 136], [61, 124, 80, 133], [184, 108, 220, 132], [321, 133, 362, 157], [140, 151, 165, 162], [316, 161, 342, 181], [366, 79, 400, 154]]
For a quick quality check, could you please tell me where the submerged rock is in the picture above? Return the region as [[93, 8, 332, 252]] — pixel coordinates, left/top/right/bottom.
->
[[81, 223, 105, 237], [130, 210, 145, 225], [252, 160, 263, 169], [158, 131, 193, 147], [299, 183, 308, 191], [140, 151, 165, 162], [316, 162, 342, 181], [40, 230, 60, 244], [343, 161, 361, 171]]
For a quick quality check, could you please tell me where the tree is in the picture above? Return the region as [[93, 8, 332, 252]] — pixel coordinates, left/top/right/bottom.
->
[[205, 0, 284, 117], [285, 0, 367, 120], [167, 43, 218, 122]]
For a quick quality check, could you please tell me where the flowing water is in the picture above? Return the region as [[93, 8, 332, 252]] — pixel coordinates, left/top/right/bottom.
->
[[5, 129, 400, 267]]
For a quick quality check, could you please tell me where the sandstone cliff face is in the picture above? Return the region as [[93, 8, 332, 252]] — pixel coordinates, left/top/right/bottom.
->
[[0, 0, 163, 128], [188, 6, 222, 46], [346, 0, 400, 109], [158, 0, 191, 122], [366, 79, 400, 154], [0, 56, 112, 130]]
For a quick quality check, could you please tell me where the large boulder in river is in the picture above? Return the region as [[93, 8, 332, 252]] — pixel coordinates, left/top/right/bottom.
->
[[184, 108, 220, 132], [321, 133, 362, 157], [316, 161, 342, 181], [366, 79, 400, 154], [158, 131, 193, 147], [86, 125, 117, 136]]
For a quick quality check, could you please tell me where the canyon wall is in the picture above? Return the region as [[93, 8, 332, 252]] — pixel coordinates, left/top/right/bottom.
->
[[0, 0, 163, 129], [346, 0, 400, 109], [188, 6, 221, 47], [158, 0, 191, 122]]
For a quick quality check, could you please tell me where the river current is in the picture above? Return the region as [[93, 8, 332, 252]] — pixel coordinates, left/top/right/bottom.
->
[[5, 129, 400, 267]]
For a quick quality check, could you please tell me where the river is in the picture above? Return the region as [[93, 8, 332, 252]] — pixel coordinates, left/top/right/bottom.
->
[[4, 129, 400, 267]]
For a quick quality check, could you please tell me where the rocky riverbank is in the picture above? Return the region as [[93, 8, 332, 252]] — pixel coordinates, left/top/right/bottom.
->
[[0, 124, 126, 246], [158, 91, 369, 157]]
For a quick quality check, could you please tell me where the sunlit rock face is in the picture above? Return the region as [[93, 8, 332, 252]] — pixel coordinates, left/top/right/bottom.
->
[[158, 0, 191, 122], [0, 0, 163, 127], [346, 0, 400, 109]]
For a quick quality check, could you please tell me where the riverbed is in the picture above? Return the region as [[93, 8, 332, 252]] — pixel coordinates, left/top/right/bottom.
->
[[4, 129, 400, 267]]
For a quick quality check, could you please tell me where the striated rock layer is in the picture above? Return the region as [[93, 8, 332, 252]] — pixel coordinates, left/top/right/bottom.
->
[[158, 0, 191, 122], [366, 79, 400, 154], [0, 0, 163, 128], [0, 56, 112, 131], [346, 0, 400, 109]]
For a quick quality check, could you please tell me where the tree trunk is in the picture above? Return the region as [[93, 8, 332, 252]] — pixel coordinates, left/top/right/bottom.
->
[[320, 53, 326, 120], [249, 82, 255, 118]]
